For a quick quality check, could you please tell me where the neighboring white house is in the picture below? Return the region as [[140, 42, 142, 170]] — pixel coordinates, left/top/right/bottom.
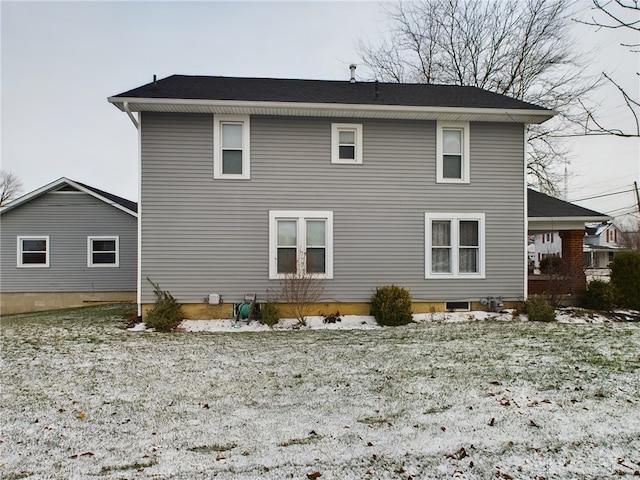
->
[[584, 223, 625, 269], [529, 231, 562, 268]]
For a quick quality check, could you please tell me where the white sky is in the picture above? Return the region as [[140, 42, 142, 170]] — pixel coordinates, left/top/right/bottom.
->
[[1, 1, 639, 225]]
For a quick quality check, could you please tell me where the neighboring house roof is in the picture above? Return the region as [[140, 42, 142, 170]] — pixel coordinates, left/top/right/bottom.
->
[[585, 223, 616, 236], [108, 75, 555, 124], [0, 177, 137, 217], [528, 189, 610, 231]]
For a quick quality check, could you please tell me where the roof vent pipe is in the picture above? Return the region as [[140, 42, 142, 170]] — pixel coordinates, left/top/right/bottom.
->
[[153, 74, 157, 89], [349, 64, 356, 83], [375, 79, 379, 99]]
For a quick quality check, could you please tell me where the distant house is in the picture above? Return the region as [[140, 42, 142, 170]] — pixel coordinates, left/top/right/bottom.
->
[[0, 178, 137, 314], [109, 74, 556, 318], [584, 222, 625, 269], [527, 189, 609, 297]]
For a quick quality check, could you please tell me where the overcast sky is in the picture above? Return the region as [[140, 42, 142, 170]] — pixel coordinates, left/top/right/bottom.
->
[[2, 1, 639, 224]]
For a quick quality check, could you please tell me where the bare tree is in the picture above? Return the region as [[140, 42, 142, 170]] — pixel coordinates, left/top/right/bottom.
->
[[0, 170, 23, 206], [358, 0, 596, 194], [575, 0, 640, 137], [272, 253, 325, 327]]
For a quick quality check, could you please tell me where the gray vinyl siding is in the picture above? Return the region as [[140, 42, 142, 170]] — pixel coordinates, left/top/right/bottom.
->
[[0, 192, 137, 292], [140, 112, 525, 304]]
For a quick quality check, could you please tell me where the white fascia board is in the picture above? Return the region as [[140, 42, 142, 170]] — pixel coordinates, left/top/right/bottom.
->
[[528, 216, 612, 232], [108, 97, 555, 124]]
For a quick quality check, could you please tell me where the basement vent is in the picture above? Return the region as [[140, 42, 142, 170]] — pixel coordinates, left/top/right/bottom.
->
[[446, 301, 470, 311]]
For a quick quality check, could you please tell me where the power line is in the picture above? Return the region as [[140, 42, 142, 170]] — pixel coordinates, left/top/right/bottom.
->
[[568, 187, 636, 202]]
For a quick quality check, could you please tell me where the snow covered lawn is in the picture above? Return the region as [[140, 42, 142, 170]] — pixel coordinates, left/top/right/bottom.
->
[[2, 305, 639, 479]]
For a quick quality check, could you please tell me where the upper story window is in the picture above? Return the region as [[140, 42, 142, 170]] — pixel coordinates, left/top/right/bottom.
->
[[425, 213, 485, 278], [88, 236, 119, 267], [331, 123, 363, 164], [436, 122, 470, 183], [269, 210, 334, 279], [213, 114, 250, 179], [17, 236, 50, 268]]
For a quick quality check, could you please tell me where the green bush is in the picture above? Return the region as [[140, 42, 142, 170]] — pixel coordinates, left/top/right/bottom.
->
[[581, 280, 614, 310], [539, 255, 562, 274], [258, 302, 280, 328], [610, 252, 640, 310], [370, 285, 413, 326], [524, 295, 556, 322], [144, 278, 185, 332]]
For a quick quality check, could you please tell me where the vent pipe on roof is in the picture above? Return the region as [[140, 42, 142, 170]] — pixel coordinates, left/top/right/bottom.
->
[[349, 64, 356, 83], [153, 74, 157, 90], [375, 80, 379, 99]]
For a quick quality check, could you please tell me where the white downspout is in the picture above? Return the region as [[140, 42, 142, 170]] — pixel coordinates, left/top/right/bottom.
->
[[123, 101, 139, 129]]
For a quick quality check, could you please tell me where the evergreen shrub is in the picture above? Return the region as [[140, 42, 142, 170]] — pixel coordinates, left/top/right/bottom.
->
[[144, 278, 185, 332], [610, 252, 640, 310], [581, 280, 614, 310], [259, 302, 280, 328], [370, 285, 413, 326], [524, 295, 556, 322]]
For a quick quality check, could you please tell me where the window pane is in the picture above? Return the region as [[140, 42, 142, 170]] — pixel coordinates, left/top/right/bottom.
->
[[277, 248, 297, 274], [222, 150, 243, 174], [443, 155, 462, 179], [459, 248, 478, 273], [339, 130, 355, 144], [306, 248, 326, 274], [93, 240, 115, 252], [432, 221, 450, 246], [443, 129, 461, 153], [277, 220, 297, 246], [432, 248, 451, 273], [460, 221, 479, 246], [339, 145, 355, 159], [306, 220, 325, 246], [222, 123, 242, 148], [23, 253, 46, 264], [93, 253, 116, 264], [23, 239, 46, 252]]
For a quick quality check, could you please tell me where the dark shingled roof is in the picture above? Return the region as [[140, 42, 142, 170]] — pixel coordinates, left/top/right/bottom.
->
[[74, 181, 137, 213], [528, 189, 607, 219], [113, 75, 550, 111]]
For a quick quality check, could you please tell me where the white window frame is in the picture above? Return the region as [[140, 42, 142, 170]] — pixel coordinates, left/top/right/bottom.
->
[[436, 121, 470, 183], [331, 123, 363, 164], [269, 210, 334, 280], [87, 236, 120, 267], [213, 114, 251, 179], [425, 213, 485, 278], [17, 235, 50, 268]]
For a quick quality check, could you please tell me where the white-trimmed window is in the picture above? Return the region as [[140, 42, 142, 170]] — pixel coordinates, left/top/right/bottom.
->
[[88, 236, 119, 267], [331, 123, 363, 164], [214, 114, 250, 179], [17, 236, 50, 267], [269, 211, 334, 279], [436, 121, 470, 183], [425, 213, 485, 277]]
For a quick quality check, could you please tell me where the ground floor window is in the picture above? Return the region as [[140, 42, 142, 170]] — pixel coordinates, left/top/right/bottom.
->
[[269, 210, 333, 279], [425, 213, 485, 278], [17, 236, 50, 267], [88, 236, 119, 267]]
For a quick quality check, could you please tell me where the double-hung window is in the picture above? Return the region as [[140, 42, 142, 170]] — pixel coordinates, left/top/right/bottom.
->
[[269, 211, 334, 279], [88, 236, 119, 267], [436, 122, 470, 183], [331, 123, 363, 164], [214, 114, 250, 179], [425, 213, 485, 277], [17, 236, 49, 267]]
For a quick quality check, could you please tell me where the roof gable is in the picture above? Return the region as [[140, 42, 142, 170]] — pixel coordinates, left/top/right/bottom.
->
[[0, 178, 137, 217]]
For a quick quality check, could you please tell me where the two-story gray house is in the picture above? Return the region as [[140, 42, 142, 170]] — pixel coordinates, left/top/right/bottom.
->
[[0, 177, 138, 314], [108, 74, 554, 319]]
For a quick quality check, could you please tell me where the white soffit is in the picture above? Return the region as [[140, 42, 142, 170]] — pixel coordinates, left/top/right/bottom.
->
[[109, 98, 555, 124]]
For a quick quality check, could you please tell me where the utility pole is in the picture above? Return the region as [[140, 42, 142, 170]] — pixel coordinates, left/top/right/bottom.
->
[[635, 181, 640, 217]]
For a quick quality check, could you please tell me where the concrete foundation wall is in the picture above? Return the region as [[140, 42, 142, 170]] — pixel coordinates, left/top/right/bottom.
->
[[1, 292, 136, 315]]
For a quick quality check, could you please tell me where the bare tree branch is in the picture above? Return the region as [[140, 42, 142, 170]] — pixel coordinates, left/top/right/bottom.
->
[[0, 170, 24, 206]]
